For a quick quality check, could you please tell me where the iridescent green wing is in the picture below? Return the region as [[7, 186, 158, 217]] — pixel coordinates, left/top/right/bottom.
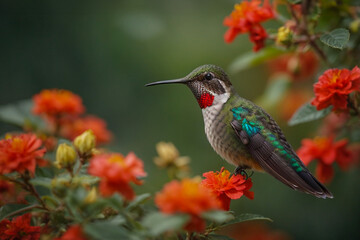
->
[[230, 106, 332, 199]]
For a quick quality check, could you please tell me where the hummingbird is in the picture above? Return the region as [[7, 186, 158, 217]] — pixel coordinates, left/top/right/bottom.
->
[[146, 64, 333, 199]]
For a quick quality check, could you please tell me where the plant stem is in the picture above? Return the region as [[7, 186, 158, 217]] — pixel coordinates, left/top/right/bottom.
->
[[21, 173, 49, 211], [4, 204, 46, 219]]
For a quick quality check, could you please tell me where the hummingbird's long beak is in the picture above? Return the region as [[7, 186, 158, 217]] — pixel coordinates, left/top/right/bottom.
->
[[145, 78, 188, 87]]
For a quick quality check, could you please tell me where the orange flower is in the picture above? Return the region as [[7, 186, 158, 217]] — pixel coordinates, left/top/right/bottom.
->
[[311, 66, 360, 111], [297, 136, 353, 183], [88, 152, 146, 200], [224, 0, 275, 51], [60, 115, 112, 145], [32, 89, 85, 118], [0, 133, 46, 174], [55, 225, 88, 240], [155, 178, 221, 232], [201, 167, 254, 211], [267, 51, 319, 81], [0, 213, 41, 240]]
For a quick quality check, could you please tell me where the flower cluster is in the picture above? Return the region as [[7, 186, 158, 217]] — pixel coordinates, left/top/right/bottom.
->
[[88, 152, 146, 200], [224, 0, 275, 51], [33, 89, 85, 118], [33, 89, 112, 146], [0, 133, 46, 174], [201, 167, 254, 211], [297, 136, 354, 183], [155, 178, 221, 232], [0, 214, 42, 240], [312, 66, 360, 111]]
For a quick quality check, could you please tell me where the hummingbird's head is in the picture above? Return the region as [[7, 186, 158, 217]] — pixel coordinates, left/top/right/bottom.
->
[[146, 64, 233, 109]]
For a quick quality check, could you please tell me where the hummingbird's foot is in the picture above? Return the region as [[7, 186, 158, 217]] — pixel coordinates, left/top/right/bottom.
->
[[234, 166, 253, 180]]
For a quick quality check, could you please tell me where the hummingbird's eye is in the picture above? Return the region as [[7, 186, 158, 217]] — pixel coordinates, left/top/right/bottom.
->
[[204, 73, 213, 81]]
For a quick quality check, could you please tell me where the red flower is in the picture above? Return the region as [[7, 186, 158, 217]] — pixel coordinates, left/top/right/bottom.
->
[[297, 136, 353, 183], [55, 225, 88, 240], [155, 178, 221, 232], [224, 0, 275, 51], [0, 133, 46, 174], [311, 66, 360, 111], [267, 50, 319, 81], [32, 89, 85, 118], [201, 167, 254, 211], [0, 213, 41, 240], [59, 115, 112, 145], [88, 152, 146, 200]]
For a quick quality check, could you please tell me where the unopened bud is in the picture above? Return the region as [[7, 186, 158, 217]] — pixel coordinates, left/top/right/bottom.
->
[[276, 26, 293, 47], [84, 187, 97, 204], [74, 130, 96, 156], [55, 143, 77, 169]]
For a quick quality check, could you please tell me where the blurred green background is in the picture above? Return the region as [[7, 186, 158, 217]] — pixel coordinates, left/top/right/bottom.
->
[[1, 1, 359, 239]]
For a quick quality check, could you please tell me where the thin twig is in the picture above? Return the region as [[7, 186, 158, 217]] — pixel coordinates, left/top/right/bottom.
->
[[3, 204, 46, 219]]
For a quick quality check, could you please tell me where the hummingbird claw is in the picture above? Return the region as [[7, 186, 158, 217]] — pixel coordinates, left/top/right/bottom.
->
[[234, 166, 253, 180]]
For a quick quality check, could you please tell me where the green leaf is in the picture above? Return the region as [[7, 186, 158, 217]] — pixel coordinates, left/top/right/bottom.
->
[[142, 212, 189, 236], [256, 74, 291, 110], [202, 210, 234, 224], [126, 193, 151, 211], [30, 177, 52, 189], [223, 213, 273, 227], [0, 204, 31, 220], [229, 47, 285, 73], [320, 28, 350, 50], [84, 220, 134, 240], [288, 102, 331, 126], [0, 99, 44, 128], [287, 0, 302, 3], [104, 194, 124, 212], [208, 234, 234, 240]]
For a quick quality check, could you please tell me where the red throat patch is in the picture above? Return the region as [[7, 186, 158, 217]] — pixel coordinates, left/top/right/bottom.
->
[[198, 93, 214, 109]]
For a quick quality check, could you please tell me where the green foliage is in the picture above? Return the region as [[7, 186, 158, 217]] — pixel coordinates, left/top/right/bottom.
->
[[288, 103, 331, 126], [320, 28, 350, 50], [0, 99, 43, 129], [229, 47, 285, 73], [142, 212, 190, 236], [202, 210, 235, 224], [223, 213, 273, 227]]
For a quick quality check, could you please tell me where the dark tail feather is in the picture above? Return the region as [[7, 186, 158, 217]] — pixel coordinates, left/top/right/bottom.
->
[[246, 134, 333, 199]]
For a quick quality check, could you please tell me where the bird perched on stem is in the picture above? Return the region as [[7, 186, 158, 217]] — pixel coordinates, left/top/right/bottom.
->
[[146, 64, 333, 199]]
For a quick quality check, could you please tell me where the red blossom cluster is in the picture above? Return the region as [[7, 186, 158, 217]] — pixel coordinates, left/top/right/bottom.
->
[[201, 167, 254, 211], [155, 178, 221, 232], [155, 168, 254, 232], [312, 66, 360, 111], [224, 0, 275, 51], [32, 89, 112, 145], [88, 152, 146, 200], [0, 214, 42, 240], [0, 133, 46, 175], [297, 136, 354, 183]]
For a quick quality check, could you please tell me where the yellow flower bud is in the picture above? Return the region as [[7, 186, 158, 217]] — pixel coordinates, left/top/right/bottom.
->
[[276, 26, 293, 46], [84, 187, 97, 204], [73, 130, 96, 156], [350, 19, 360, 33], [55, 143, 77, 169]]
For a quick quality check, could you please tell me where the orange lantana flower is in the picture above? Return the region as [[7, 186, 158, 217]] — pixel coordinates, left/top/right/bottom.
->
[[0, 133, 46, 174], [311, 66, 360, 111], [297, 136, 353, 183], [224, 0, 275, 51], [201, 167, 254, 211], [155, 178, 221, 232], [32, 89, 85, 118], [59, 115, 112, 145], [88, 153, 146, 200]]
